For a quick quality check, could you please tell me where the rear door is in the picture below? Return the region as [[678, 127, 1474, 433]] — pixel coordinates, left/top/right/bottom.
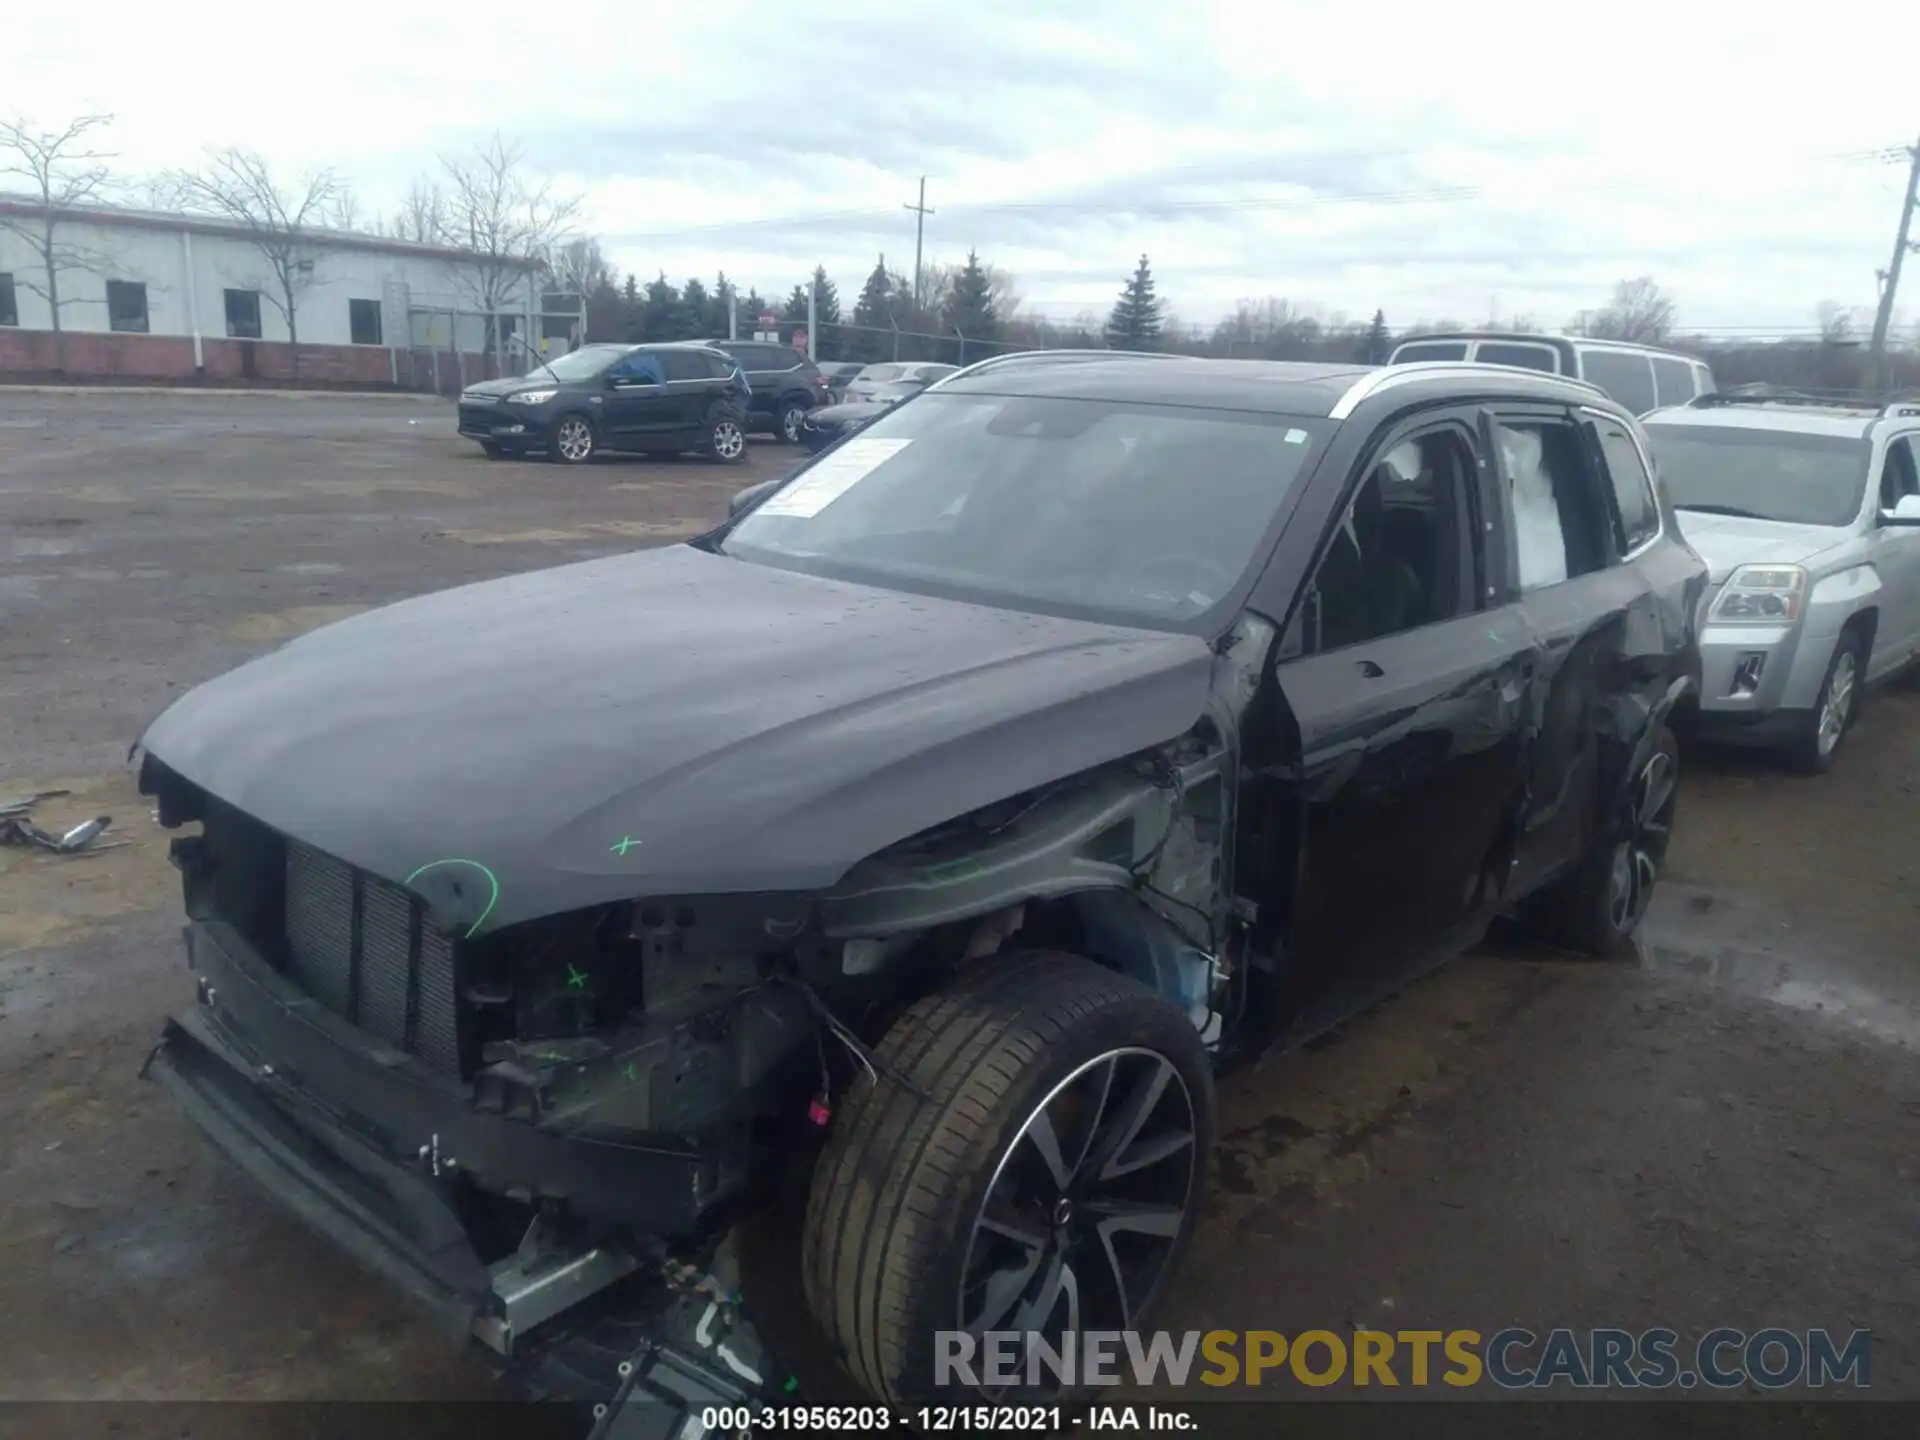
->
[[658, 349, 716, 437], [1269, 408, 1539, 1021]]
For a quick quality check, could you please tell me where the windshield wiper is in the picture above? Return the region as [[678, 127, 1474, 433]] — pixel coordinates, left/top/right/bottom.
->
[[1677, 503, 1773, 520]]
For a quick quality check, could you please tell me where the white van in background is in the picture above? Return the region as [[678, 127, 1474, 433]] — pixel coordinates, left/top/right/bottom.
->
[[1386, 332, 1714, 415]]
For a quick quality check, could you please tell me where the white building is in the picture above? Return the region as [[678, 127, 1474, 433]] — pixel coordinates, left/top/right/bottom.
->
[[0, 198, 564, 388]]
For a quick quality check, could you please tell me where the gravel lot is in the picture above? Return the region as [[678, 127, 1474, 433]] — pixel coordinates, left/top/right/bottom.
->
[[3, 390, 1918, 1417]]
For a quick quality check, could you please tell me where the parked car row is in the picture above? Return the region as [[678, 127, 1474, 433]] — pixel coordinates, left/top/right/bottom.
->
[[457, 342, 959, 462], [1388, 332, 1715, 416]]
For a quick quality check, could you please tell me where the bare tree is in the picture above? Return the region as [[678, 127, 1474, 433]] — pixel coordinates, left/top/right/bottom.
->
[[1571, 276, 1677, 344], [438, 135, 580, 359], [1817, 301, 1859, 345], [0, 112, 118, 373], [170, 148, 339, 379], [551, 237, 615, 297], [386, 179, 446, 245], [327, 186, 363, 233]]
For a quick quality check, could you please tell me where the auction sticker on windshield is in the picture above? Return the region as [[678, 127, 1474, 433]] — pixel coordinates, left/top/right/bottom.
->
[[759, 438, 913, 518]]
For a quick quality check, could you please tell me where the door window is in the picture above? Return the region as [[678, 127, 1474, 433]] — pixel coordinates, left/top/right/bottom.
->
[[608, 353, 663, 383], [1304, 429, 1478, 652], [1391, 341, 1469, 363], [1495, 418, 1611, 590], [1474, 342, 1559, 373], [1576, 349, 1657, 414], [1882, 437, 1920, 509], [1589, 415, 1662, 553], [659, 350, 706, 381], [1651, 356, 1697, 409]]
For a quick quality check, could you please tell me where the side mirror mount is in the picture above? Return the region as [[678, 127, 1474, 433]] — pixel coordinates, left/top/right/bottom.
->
[[729, 479, 780, 517], [1882, 494, 1920, 527]]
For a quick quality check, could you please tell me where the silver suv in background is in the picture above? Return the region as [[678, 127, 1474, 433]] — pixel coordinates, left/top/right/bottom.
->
[[1640, 393, 1920, 772], [1388, 332, 1714, 415]]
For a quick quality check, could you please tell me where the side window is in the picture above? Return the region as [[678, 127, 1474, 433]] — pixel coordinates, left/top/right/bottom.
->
[[608, 353, 662, 383], [1495, 418, 1610, 590], [1693, 363, 1715, 398], [702, 351, 736, 379], [1881, 437, 1920, 509], [1391, 341, 1469, 364], [1306, 429, 1478, 653], [767, 347, 803, 371], [1651, 356, 1696, 409], [1577, 350, 1657, 415], [659, 350, 705, 381], [1589, 416, 1662, 553], [1474, 342, 1559, 373]]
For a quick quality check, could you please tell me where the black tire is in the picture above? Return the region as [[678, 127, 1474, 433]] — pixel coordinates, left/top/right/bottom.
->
[[1787, 629, 1864, 776], [704, 407, 748, 463], [802, 951, 1212, 1407], [480, 441, 504, 459], [777, 401, 808, 445], [1520, 723, 1679, 957], [548, 413, 597, 465]]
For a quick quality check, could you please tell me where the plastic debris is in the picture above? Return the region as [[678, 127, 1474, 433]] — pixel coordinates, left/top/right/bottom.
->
[[0, 796, 129, 856]]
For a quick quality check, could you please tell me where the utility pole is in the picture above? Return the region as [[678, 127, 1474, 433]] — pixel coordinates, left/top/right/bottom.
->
[[904, 176, 934, 311], [1867, 132, 1920, 394]]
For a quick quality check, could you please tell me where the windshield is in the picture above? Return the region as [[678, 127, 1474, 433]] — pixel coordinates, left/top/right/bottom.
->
[[870, 382, 923, 402], [856, 364, 906, 382], [1642, 425, 1869, 527], [531, 346, 625, 382], [722, 392, 1323, 628]]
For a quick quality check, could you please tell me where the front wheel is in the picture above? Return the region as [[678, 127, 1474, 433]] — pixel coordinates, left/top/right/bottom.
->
[[1520, 724, 1679, 956], [802, 952, 1212, 1407], [778, 402, 807, 445], [548, 414, 597, 465], [1788, 630, 1863, 775]]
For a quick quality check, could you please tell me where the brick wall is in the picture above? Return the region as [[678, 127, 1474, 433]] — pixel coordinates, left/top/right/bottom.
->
[[0, 326, 397, 388]]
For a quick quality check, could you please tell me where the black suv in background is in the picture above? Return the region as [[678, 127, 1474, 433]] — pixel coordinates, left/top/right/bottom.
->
[[707, 339, 832, 442], [457, 342, 750, 465]]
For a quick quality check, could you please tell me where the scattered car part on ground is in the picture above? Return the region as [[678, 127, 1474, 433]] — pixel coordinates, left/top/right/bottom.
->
[[1643, 392, 1920, 773], [0, 794, 125, 855], [456, 343, 751, 465], [133, 352, 1704, 1424]]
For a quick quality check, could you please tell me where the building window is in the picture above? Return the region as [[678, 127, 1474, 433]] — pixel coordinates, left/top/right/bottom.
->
[[0, 273, 17, 326], [107, 280, 149, 334], [348, 298, 383, 346], [224, 288, 263, 339]]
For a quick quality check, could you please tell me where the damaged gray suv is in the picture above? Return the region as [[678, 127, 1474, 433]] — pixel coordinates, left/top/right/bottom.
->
[[135, 353, 1705, 1429]]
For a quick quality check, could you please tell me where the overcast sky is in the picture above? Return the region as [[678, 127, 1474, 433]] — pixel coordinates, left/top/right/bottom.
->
[[11, 0, 1918, 337]]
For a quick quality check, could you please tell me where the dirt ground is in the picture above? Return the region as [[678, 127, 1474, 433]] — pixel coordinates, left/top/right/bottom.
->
[[3, 390, 1918, 1415]]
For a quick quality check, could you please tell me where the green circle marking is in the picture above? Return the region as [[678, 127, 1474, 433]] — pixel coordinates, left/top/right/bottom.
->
[[403, 857, 501, 938]]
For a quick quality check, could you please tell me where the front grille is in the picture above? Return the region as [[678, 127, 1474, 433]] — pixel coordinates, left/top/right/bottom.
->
[[458, 405, 499, 434], [284, 841, 461, 1074]]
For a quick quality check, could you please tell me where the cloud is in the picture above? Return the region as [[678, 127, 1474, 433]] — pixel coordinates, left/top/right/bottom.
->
[[5, 0, 1915, 332]]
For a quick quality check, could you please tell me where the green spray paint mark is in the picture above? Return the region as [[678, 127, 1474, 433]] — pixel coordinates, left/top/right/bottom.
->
[[403, 858, 501, 938], [783, 1375, 799, 1394], [610, 835, 641, 855], [623, 1062, 638, 1083], [566, 964, 589, 990]]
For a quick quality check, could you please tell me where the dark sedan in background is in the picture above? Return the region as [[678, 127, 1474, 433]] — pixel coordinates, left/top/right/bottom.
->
[[799, 377, 943, 453]]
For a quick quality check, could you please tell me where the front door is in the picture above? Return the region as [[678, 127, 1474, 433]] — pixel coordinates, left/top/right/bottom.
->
[[601, 352, 670, 442], [659, 349, 719, 440], [1272, 414, 1536, 1023], [1867, 433, 1920, 672]]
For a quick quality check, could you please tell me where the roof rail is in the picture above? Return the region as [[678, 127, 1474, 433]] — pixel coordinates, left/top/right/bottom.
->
[[1687, 388, 1881, 414], [1328, 361, 1608, 420], [926, 347, 1187, 390]]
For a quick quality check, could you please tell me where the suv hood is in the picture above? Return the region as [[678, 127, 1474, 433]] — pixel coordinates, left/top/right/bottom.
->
[[138, 546, 1213, 934], [1674, 510, 1847, 583], [461, 377, 552, 400]]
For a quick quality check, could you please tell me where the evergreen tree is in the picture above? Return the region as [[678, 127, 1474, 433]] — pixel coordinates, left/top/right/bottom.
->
[[1106, 254, 1164, 351], [944, 249, 998, 360], [810, 265, 843, 357], [781, 284, 810, 324], [851, 255, 893, 361], [680, 278, 711, 336], [1360, 309, 1391, 364], [709, 272, 738, 337], [640, 272, 685, 341], [741, 289, 769, 333]]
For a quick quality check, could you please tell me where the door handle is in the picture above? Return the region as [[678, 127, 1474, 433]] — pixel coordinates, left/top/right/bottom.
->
[[1355, 658, 1385, 679]]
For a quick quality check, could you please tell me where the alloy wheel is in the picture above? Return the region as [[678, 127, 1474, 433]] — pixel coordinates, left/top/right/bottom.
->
[[782, 407, 804, 443], [1607, 746, 1677, 933], [1817, 650, 1857, 757], [957, 1048, 1197, 1392], [555, 418, 594, 463], [713, 419, 745, 460]]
